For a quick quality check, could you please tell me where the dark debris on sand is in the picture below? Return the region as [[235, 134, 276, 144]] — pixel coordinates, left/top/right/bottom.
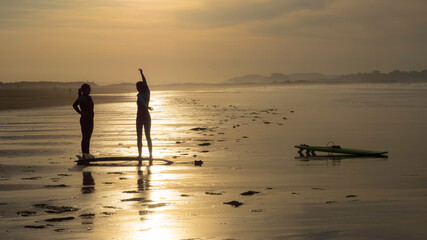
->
[[194, 160, 203, 166], [33, 204, 79, 214], [79, 213, 95, 219], [346, 194, 358, 198], [147, 203, 167, 209], [190, 127, 208, 131], [21, 177, 42, 180], [205, 191, 222, 195], [57, 174, 71, 177], [16, 211, 37, 217], [250, 209, 263, 213], [121, 197, 149, 202], [101, 212, 116, 215], [224, 201, 243, 208], [44, 184, 69, 188], [45, 217, 75, 222], [123, 190, 140, 194], [24, 225, 47, 229], [139, 210, 150, 215], [240, 191, 260, 196]]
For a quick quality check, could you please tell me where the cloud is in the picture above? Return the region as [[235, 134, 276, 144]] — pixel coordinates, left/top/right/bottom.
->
[[174, 0, 427, 42], [175, 0, 335, 28], [0, 0, 169, 29], [252, 0, 427, 44], [0, 0, 108, 28]]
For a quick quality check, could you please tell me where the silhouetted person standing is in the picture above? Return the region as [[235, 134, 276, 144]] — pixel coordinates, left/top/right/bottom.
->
[[136, 68, 153, 161], [73, 84, 94, 159]]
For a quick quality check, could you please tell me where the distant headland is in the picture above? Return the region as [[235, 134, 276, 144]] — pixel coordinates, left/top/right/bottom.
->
[[226, 70, 427, 84], [1, 70, 426, 92]]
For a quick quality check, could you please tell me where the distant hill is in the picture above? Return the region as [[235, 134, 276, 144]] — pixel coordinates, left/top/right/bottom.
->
[[1, 69, 426, 91], [226, 70, 427, 84], [0, 81, 97, 89], [337, 70, 427, 83], [226, 74, 270, 84], [226, 72, 332, 84]]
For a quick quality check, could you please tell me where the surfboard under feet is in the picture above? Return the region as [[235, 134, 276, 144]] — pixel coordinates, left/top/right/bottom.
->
[[75, 155, 173, 165]]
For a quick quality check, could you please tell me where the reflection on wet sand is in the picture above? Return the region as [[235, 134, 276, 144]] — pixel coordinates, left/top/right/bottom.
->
[[76, 162, 179, 239], [137, 165, 151, 192], [82, 171, 95, 194]]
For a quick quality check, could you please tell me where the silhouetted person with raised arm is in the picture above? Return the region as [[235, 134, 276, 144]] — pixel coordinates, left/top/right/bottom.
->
[[136, 68, 153, 162], [73, 83, 95, 160]]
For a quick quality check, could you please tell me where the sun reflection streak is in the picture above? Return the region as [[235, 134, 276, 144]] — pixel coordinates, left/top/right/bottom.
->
[[131, 214, 178, 240], [129, 165, 180, 240]]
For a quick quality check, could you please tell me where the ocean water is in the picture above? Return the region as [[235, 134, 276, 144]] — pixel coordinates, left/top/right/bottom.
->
[[1, 84, 426, 239]]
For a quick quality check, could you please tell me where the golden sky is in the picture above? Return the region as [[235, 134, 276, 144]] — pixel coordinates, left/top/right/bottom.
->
[[0, 0, 426, 84]]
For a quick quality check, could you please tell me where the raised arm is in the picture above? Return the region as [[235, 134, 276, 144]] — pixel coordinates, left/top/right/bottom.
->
[[137, 68, 152, 110], [138, 68, 147, 81], [138, 69, 149, 88]]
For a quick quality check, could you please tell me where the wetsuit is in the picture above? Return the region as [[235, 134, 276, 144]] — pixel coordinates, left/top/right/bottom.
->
[[74, 95, 94, 154], [136, 89, 151, 144]]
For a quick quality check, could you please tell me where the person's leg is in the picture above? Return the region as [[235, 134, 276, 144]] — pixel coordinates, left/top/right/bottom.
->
[[86, 117, 94, 154], [80, 117, 89, 154], [80, 118, 85, 154], [136, 117, 143, 158], [144, 117, 152, 159]]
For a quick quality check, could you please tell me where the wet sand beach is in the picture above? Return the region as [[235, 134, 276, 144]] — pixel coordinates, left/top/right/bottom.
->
[[1, 84, 427, 239]]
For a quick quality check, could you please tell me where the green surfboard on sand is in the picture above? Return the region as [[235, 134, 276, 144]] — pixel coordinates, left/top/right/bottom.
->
[[75, 155, 174, 165], [295, 144, 388, 156]]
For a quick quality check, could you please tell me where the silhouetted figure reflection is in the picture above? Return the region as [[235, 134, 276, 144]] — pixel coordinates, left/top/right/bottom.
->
[[73, 83, 95, 160], [136, 68, 153, 162], [137, 165, 151, 192], [82, 171, 95, 194]]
